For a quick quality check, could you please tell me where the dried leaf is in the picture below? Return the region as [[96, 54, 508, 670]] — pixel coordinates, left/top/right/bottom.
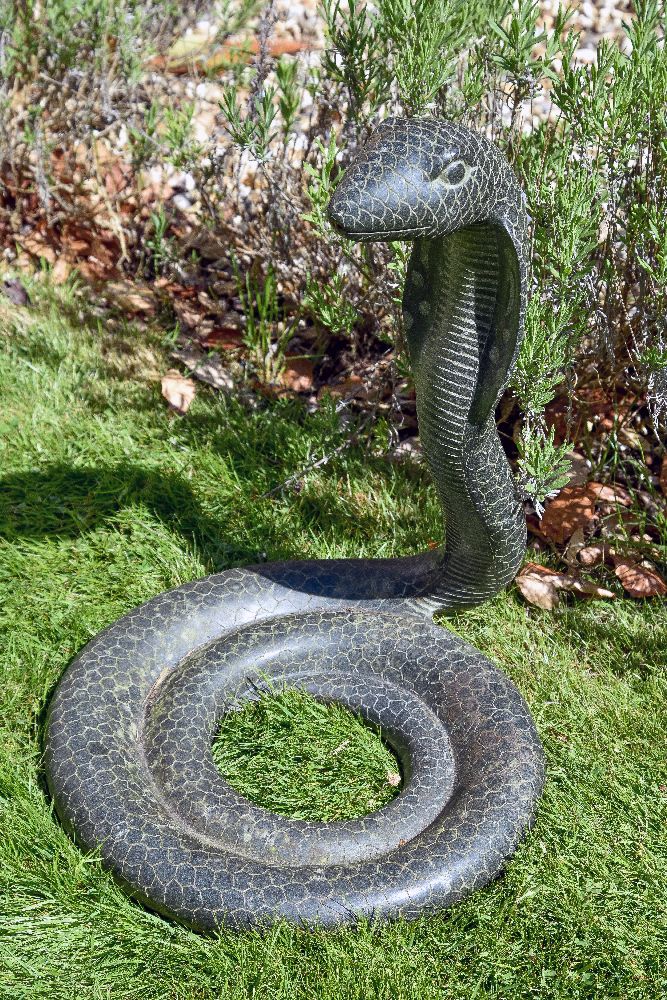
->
[[173, 299, 205, 330], [540, 485, 597, 546], [278, 358, 314, 394], [61, 224, 92, 256], [52, 257, 73, 285], [318, 375, 365, 401], [515, 563, 562, 609], [202, 326, 244, 350], [20, 233, 57, 265], [588, 482, 632, 506], [516, 561, 615, 609], [105, 280, 156, 315], [564, 450, 590, 487], [613, 558, 667, 598], [76, 258, 121, 283], [563, 525, 586, 566], [577, 544, 607, 567], [526, 514, 550, 542], [161, 369, 196, 414], [563, 578, 615, 600], [617, 425, 645, 450], [598, 506, 645, 542], [150, 36, 310, 76], [104, 160, 132, 197], [171, 346, 234, 392]]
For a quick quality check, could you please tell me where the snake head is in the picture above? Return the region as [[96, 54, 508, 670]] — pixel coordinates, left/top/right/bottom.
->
[[328, 117, 508, 242]]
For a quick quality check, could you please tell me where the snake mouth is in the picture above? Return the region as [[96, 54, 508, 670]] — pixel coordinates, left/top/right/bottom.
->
[[331, 224, 430, 242]]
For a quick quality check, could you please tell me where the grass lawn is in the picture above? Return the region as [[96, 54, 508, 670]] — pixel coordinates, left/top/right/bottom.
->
[[0, 279, 665, 1000]]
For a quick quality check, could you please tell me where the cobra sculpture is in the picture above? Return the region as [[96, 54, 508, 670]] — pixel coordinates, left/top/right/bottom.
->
[[45, 118, 544, 931]]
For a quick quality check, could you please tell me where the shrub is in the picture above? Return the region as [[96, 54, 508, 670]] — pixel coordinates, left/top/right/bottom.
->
[[1, 0, 666, 507]]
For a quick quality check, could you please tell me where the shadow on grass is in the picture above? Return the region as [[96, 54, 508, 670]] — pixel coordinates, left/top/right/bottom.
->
[[0, 462, 247, 566], [0, 462, 441, 603]]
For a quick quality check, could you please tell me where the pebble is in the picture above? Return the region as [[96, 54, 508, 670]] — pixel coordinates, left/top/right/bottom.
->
[[172, 194, 194, 212], [170, 171, 196, 192], [147, 1, 638, 216]]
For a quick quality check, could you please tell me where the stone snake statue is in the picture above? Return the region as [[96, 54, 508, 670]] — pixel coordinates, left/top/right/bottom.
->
[[45, 118, 544, 931]]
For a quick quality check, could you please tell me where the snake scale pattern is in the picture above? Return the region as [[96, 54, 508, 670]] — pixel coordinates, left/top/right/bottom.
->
[[45, 118, 545, 931]]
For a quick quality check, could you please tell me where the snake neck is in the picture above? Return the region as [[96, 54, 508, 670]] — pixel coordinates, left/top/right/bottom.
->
[[403, 220, 527, 613]]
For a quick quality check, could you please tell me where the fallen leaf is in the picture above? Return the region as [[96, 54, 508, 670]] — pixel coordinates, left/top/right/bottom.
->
[[173, 298, 206, 330], [317, 375, 365, 401], [564, 450, 590, 487], [588, 482, 632, 506], [105, 279, 157, 315], [563, 525, 586, 566], [52, 257, 73, 285], [577, 544, 607, 567], [562, 578, 615, 600], [617, 425, 645, 450], [20, 233, 57, 264], [171, 346, 234, 392], [515, 563, 562, 609], [161, 369, 196, 414], [104, 160, 132, 197], [544, 388, 637, 447], [278, 357, 314, 394], [598, 507, 644, 541], [516, 561, 615, 609], [613, 558, 667, 598], [526, 514, 551, 542], [61, 223, 93, 256], [149, 36, 311, 76], [202, 326, 244, 350], [76, 258, 122, 283], [540, 485, 598, 546]]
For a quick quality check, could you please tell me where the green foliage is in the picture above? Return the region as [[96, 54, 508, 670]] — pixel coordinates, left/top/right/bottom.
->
[[512, 301, 568, 419], [303, 273, 359, 337], [213, 0, 263, 44], [302, 132, 344, 238], [144, 206, 172, 276], [275, 55, 301, 139], [316, 0, 667, 460], [128, 97, 161, 166], [162, 103, 203, 170], [233, 260, 295, 384], [321, 0, 391, 121], [1, 0, 142, 79], [516, 423, 573, 515], [4, 0, 667, 492], [375, 0, 462, 115], [219, 78, 279, 161]]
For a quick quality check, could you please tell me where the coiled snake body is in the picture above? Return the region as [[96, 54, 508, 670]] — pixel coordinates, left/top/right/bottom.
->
[[45, 119, 544, 931]]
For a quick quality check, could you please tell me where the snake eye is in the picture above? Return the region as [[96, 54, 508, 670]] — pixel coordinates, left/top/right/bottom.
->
[[437, 159, 468, 186]]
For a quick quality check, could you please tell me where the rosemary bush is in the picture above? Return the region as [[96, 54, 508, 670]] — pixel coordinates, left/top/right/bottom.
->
[[1, 0, 666, 505], [201, 0, 666, 502]]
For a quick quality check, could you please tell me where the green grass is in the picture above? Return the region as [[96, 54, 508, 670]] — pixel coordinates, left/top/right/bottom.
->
[[212, 687, 402, 821], [0, 277, 665, 1000]]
